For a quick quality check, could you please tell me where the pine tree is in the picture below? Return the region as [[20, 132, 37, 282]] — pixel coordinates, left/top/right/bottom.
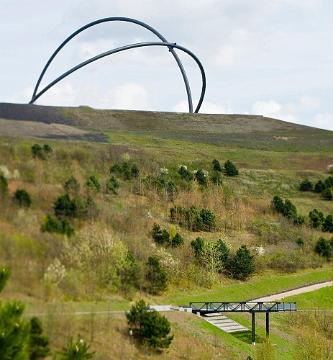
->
[[224, 160, 239, 176], [59, 337, 94, 360], [225, 245, 255, 280], [145, 257, 167, 294], [28, 317, 50, 360]]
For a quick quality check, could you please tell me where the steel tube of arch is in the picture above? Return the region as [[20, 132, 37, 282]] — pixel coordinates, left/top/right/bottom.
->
[[31, 42, 207, 113], [30, 17, 195, 113]]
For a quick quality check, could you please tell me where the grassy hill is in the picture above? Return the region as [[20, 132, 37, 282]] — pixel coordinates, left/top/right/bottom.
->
[[0, 102, 332, 359]]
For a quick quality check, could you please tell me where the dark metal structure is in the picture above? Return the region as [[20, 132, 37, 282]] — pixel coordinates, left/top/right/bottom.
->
[[30, 17, 206, 113], [190, 301, 297, 344]]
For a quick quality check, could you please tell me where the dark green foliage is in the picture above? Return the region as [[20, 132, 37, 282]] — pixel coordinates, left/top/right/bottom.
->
[[86, 176, 101, 192], [195, 169, 207, 187], [59, 337, 94, 360], [314, 238, 332, 259], [178, 166, 193, 181], [212, 159, 222, 172], [110, 162, 140, 180], [0, 267, 10, 293], [54, 194, 76, 218], [119, 252, 141, 296], [151, 224, 170, 245], [322, 215, 333, 233], [126, 300, 173, 351], [272, 196, 304, 225], [322, 187, 333, 200], [42, 144, 53, 154], [28, 317, 50, 360], [299, 179, 313, 192], [145, 256, 167, 294], [215, 239, 230, 269], [41, 215, 74, 237], [191, 237, 205, 258], [225, 245, 255, 280], [295, 238, 304, 247], [309, 209, 324, 229], [170, 206, 216, 232], [171, 233, 184, 247], [53, 194, 97, 221], [314, 180, 325, 193], [14, 189, 31, 208], [0, 174, 8, 197], [144, 175, 177, 200], [210, 171, 223, 186], [224, 160, 239, 176], [324, 176, 333, 189], [64, 176, 80, 195], [31, 144, 44, 159], [106, 176, 119, 195]]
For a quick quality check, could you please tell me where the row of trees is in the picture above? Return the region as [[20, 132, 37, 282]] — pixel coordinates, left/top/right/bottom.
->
[[299, 176, 333, 200], [272, 196, 305, 225], [309, 209, 333, 233], [151, 224, 184, 247]]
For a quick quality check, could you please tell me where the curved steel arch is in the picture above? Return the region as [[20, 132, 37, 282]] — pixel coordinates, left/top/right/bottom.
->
[[30, 42, 206, 113], [30, 17, 201, 113]]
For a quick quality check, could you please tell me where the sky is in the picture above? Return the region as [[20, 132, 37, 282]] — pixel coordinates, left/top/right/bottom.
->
[[0, 0, 332, 130]]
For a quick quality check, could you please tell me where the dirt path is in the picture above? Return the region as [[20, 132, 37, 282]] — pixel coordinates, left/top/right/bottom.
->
[[252, 280, 333, 302]]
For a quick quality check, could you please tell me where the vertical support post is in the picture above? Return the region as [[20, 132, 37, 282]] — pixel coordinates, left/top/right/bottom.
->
[[252, 312, 256, 345], [266, 312, 270, 337]]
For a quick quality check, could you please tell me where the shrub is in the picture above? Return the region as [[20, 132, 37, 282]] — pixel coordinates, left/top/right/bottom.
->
[[106, 176, 119, 195], [224, 160, 239, 176], [54, 194, 76, 218], [296, 238, 304, 247], [324, 176, 333, 189], [191, 237, 205, 258], [309, 209, 324, 229], [118, 252, 141, 296], [145, 256, 167, 294], [171, 233, 184, 247], [211, 171, 223, 185], [299, 179, 313, 192], [28, 317, 50, 360], [272, 196, 304, 225], [110, 162, 139, 180], [31, 144, 44, 159], [126, 300, 173, 351], [225, 245, 255, 280], [151, 224, 170, 246], [322, 187, 333, 200], [215, 239, 230, 270], [178, 165, 193, 181], [322, 215, 333, 233], [86, 176, 101, 192], [314, 238, 332, 259], [212, 159, 222, 172], [0, 174, 8, 197], [13, 189, 31, 208], [314, 180, 325, 193], [41, 215, 74, 237], [59, 337, 94, 360], [64, 176, 80, 195], [195, 169, 207, 187], [170, 206, 216, 232], [42, 144, 53, 154]]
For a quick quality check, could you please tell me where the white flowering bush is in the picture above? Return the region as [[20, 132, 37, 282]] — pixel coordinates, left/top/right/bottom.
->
[[155, 247, 179, 274], [160, 167, 169, 175], [44, 258, 66, 285]]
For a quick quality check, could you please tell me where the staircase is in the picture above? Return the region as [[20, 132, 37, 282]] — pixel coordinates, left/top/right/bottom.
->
[[202, 312, 248, 333]]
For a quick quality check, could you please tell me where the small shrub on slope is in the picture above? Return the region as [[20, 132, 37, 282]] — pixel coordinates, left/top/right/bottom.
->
[[13, 189, 31, 208], [59, 337, 94, 360], [224, 160, 239, 176], [145, 256, 167, 294]]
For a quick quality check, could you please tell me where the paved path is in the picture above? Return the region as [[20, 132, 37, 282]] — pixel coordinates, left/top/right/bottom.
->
[[202, 313, 248, 333], [252, 280, 333, 302]]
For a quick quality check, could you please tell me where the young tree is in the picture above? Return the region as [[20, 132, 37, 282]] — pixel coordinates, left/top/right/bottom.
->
[[191, 237, 205, 259], [41, 215, 74, 237], [211, 171, 223, 186], [314, 238, 332, 259], [314, 180, 325, 193], [86, 176, 101, 192], [28, 317, 50, 360], [214, 239, 230, 271], [14, 189, 32, 208], [195, 169, 208, 187], [178, 166, 193, 182], [309, 209, 324, 229], [0, 174, 8, 198], [299, 179, 313, 192], [145, 256, 167, 294], [126, 300, 173, 351], [42, 144, 53, 155], [106, 176, 120, 195], [225, 245, 255, 280], [322, 215, 333, 233], [59, 337, 94, 360], [171, 233, 184, 247], [54, 194, 76, 218], [212, 159, 222, 172], [322, 187, 333, 201], [224, 160, 239, 176], [151, 224, 170, 245], [31, 144, 44, 159]]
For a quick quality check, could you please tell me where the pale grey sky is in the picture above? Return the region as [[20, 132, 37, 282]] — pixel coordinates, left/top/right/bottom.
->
[[0, 0, 332, 129]]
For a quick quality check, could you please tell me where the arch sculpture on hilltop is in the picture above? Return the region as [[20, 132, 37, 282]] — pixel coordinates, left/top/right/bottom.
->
[[30, 17, 206, 113]]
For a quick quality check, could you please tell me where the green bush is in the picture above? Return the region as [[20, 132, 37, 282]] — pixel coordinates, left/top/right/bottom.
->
[[171, 233, 184, 247], [212, 159, 222, 172], [191, 237, 205, 259], [86, 176, 101, 192], [118, 252, 141, 297], [110, 162, 140, 180], [41, 215, 74, 237], [322, 215, 333, 233], [272, 196, 304, 225], [59, 337, 94, 360], [225, 245, 255, 280], [210, 171, 223, 185], [178, 165, 193, 181], [314, 180, 325, 193], [145, 256, 167, 294], [0, 174, 8, 198], [54, 194, 76, 218], [324, 176, 333, 189], [224, 160, 239, 176], [28, 317, 50, 360], [309, 209, 324, 229], [195, 169, 208, 187], [64, 176, 80, 195], [322, 188, 333, 200], [13, 189, 32, 208], [106, 176, 119, 195], [299, 179, 313, 192], [151, 224, 170, 245], [31, 144, 44, 159], [42, 144, 53, 154], [314, 238, 332, 259], [170, 206, 216, 232], [126, 300, 173, 351]]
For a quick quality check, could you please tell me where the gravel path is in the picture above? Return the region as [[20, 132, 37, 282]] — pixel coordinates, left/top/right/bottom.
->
[[252, 280, 333, 302]]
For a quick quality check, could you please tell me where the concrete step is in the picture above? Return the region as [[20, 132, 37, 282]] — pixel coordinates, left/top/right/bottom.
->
[[202, 313, 249, 333]]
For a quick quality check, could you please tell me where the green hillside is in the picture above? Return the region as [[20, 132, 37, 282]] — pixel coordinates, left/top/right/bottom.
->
[[0, 103, 332, 359]]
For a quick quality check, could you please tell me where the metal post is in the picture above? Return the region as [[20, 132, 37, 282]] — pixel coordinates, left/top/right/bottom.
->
[[252, 312, 256, 345], [266, 312, 270, 337]]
